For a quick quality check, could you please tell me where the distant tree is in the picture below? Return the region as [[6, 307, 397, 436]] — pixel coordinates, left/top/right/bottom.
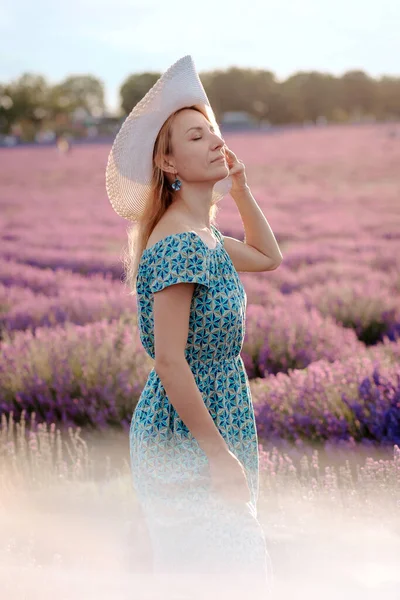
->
[[119, 72, 161, 115], [376, 76, 400, 120], [0, 74, 49, 137], [50, 75, 105, 118], [339, 70, 378, 119]]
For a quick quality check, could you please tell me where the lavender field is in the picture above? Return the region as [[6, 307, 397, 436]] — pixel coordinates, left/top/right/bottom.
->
[[1, 123, 400, 598], [1, 122, 399, 445]]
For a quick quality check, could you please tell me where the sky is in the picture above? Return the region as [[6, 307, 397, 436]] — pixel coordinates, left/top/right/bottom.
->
[[1, 0, 399, 115]]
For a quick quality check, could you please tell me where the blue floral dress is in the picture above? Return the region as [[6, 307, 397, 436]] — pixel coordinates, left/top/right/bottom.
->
[[129, 224, 274, 594]]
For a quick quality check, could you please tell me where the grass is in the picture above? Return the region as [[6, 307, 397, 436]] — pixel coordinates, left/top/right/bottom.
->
[[1, 410, 400, 599]]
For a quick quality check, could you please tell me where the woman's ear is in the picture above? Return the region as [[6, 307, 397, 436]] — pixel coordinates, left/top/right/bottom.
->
[[158, 154, 176, 175]]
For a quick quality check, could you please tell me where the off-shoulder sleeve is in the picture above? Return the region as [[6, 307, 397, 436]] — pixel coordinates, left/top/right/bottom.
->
[[149, 233, 210, 294], [210, 224, 224, 245]]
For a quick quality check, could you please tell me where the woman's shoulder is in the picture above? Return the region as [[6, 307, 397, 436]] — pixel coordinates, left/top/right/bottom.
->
[[142, 222, 222, 258], [141, 230, 198, 262], [136, 222, 224, 292]]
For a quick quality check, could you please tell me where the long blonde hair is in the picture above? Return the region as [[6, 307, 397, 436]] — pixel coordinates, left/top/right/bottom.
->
[[121, 105, 220, 296]]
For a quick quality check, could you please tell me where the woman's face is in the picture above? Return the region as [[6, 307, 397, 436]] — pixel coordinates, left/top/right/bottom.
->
[[167, 108, 228, 184]]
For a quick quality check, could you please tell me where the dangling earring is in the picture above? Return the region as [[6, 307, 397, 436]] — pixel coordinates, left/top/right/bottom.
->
[[171, 171, 181, 191]]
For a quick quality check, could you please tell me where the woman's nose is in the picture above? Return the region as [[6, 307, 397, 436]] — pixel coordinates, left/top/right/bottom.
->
[[213, 135, 225, 149]]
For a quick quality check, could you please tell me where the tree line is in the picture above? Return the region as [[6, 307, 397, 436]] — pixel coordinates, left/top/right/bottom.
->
[[1, 65, 399, 138]]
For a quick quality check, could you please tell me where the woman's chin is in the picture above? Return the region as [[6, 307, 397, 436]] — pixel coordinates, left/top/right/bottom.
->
[[212, 162, 228, 173], [208, 163, 230, 184]]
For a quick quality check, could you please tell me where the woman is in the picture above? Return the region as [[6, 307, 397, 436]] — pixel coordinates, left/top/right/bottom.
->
[[105, 55, 282, 599]]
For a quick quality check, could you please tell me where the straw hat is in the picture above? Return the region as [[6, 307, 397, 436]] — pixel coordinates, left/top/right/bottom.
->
[[105, 54, 232, 222]]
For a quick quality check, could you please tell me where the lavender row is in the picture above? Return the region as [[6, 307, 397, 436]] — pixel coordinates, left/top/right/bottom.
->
[[1, 265, 399, 357], [1, 316, 399, 444], [253, 345, 400, 446]]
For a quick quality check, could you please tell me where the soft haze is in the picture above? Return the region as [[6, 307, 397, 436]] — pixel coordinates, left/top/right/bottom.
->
[[1, 0, 399, 114]]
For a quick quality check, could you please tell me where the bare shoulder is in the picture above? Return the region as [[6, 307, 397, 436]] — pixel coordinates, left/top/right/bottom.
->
[[145, 214, 189, 250]]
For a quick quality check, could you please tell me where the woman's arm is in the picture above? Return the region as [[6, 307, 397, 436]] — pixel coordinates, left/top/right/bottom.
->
[[153, 281, 229, 459], [156, 357, 229, 458]]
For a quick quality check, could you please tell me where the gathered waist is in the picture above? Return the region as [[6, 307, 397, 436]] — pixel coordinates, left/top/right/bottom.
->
[[149, 353, 243, 374], [186, 353, 242, 365]]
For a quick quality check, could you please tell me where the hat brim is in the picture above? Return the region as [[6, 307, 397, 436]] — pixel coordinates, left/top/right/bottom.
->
[[105, 55, 232, 222]]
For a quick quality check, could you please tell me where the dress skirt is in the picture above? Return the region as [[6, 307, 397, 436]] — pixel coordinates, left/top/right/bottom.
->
[[130, 432, 274, 599]]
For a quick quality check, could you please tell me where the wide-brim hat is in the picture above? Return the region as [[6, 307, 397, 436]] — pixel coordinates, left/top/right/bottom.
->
[[105, 54, 232, 222]]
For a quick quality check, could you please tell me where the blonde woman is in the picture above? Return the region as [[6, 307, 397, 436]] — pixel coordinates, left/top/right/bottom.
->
[[106, 55, 282, 599]]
